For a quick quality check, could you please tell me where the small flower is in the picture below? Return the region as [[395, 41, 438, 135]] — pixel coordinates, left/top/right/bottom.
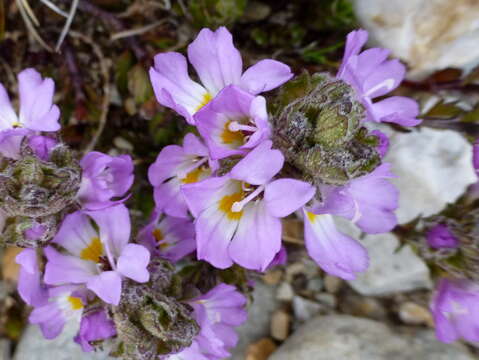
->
[[473, 140, 479, 176], [303, 211, 369, 280], [426, 224, 459, 249], [431, 278, 479, 343], [316, 163, 399, 234], [182, 140, 315, 271], [0, 68, 60, 158], [77, 151, 134, 210], [168, 284, 247, 360], [28, 135, 58, 161], [29, 285, 85, 339], [195, 85, 270, 160], [138, 210, 196, 262], [149, 133, 218, 218], [337, 30, 420, 127], [74, 309, 116, 352], [44, 205, 150, 305], [149, 27, 293, 124]]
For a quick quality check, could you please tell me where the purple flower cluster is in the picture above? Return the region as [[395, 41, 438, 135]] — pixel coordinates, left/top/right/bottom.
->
[[147, 27, 416, 281], [1, 66, 248, 357]]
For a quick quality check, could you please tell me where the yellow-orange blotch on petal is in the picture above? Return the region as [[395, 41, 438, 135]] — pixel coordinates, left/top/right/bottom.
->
[[68, 296, 84, 310], [218, 192, 244, 221], [80, 237, 103, 263]]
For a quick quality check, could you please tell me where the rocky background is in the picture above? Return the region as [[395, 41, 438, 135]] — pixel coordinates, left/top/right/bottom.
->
[[2, 0, 479, 359]]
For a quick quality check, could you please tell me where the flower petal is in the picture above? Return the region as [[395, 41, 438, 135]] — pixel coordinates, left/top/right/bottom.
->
[[149, 52, 208, 123], [16, 249, 49, 307], [368, 96, 421, 126], [303, 211, 369, 280], [0, 83, 18, 130], [230, 140, 283, 185], [240, 59, 293, 95], [187, 27, 242, 95], [44, 246, 97, 285], [18, 68, 60, 131], [264, 179, 315, 218], [337, 29, 368, 78], [86, 271, 122, 305], [117, 243, 150, 283], [228, 202, 281, 271]]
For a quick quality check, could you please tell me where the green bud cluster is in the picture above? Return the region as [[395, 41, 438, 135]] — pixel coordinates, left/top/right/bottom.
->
[[272, 72, 380, 189]]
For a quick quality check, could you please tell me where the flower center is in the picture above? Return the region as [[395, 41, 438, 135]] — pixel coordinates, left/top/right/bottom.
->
[[178, 157, 209, 182], [67, 296, 84, 310], [80, 237, 104, 263], [231, 184, 265, 213], [195, 92, 213, 112]]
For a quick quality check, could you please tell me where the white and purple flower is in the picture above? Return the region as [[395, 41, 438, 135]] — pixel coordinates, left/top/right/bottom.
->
[[431, 278, 479, 343], [44, 204, 150, 305], [149, 27, 292, 124], [0, 69, 60, 159], [338, 30, 421, 127], [182, 140, 315, 271], [149, 133, 218, 218], [195, 85, 270, 160], [77, 151, 134, 209], [168, 283, 247, 360]]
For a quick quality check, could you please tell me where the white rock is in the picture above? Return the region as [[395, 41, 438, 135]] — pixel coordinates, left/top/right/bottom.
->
[[269, 315, 475, 360], [352, 0, 479, 79], [348, 233, 432, 296], [14, 322, 114, 360], [384, 127, 476, 224], [292, 296, 322, 323]]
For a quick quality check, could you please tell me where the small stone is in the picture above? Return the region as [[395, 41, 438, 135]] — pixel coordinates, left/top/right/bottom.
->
[[314, 293, 337, 308], [230, 283, 280, 360], [242, 1, 271, 22], [2, 247, 22, 283], [285, 262, 306, 282], [324, 275, 343, 294], [348, 233, 432, 296], [306, 277, 323, 293], [292, 296, 322, 323], [263, 269, 283, 285], [245, 338, 277, 360], [113, 137, 134, 151], [276, 282, 294, 302], [340, 295, 387, 320], [270, 310, 291, 341], [399, 302, 434, 327], [269, 315, 475, 360], [1, 339, 10, 360]]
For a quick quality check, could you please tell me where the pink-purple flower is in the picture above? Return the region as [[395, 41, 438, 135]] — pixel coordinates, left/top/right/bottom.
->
[[427, 224, 459, 249], [182, 140, 315, 271], [77, 151, 134, 209], [337, 30, 420, 127], [431, 278, 479, 343], [0, 69, 61, 159], [138, 210, 196, 262], [168, 283, 247, 360], [44, 205, 150, 305], [195, 85, 270, 160], [74, 309, 116, 352], [149, 133, 218, 218], [149, 27, 292, 124]]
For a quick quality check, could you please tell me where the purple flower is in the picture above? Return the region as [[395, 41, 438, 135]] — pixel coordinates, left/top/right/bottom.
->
[[473, 140, 479, 176], [77, 151, 134, 210], [149, 27, 293, 124], [426, 224, 459, 249], [370, 129, 390, 158], [29, 285, 85, 339], [44, 205, 150, 305], [431, 278, 479, 343], [195, 85, 270, 160], [182, 140, 315, 271], [16, 249, 49, 307], [74, 309, 116, 352], [0, 69, 60, 158], [303, 211, 369, 280], [149, 133, 218, 218], [337, 30, 420, 127], [169, 284, 247, 360], [266, 246, 288, 269], [317, 163, 399, 234], [138, 210, 196, 262], [28, 135, 57, 161]]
